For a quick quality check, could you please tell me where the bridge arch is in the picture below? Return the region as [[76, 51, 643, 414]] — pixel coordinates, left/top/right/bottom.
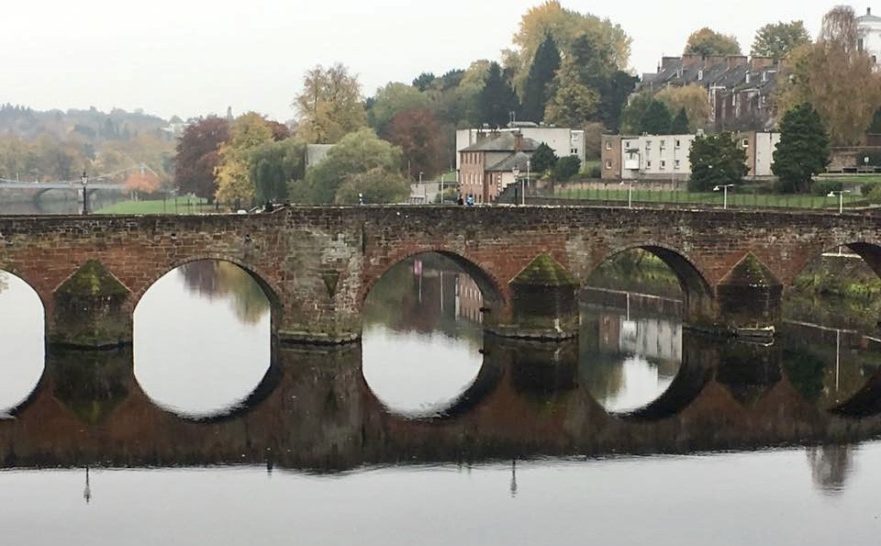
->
[[132, 255, 284, 327], [589, 242, 714, 325], [0, 268, 47, 416], [359, 248, 507, 312]]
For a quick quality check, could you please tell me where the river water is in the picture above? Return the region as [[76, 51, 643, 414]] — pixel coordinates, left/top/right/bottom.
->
[[1, 253, 881, 545]]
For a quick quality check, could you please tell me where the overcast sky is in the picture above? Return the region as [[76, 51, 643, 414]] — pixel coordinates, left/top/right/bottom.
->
[[0, 1, 864, 121]]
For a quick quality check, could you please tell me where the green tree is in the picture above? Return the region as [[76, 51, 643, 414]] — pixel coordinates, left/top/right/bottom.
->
[[521, 34, 561, 122], [294, 63, 367, 144], [530, 142, 558, 173], [640, 100, 672, 134], [596, 70, 638, 132], [620, 92, 654, 134], [249, 138, 305, 203], [751, 21, 811, 59], [670, 108, 690, 134], [294, 128, 403, 204], [552, 155, 581, 181], [544, 62, 599, 127], [335, 167, 410, 204], [772, 103, 829, 193], [412, 72, 436, 91], [478, 62, 519, 127], [688, 132, 747, 191], [684, 27, 742, 56], [367, 82, 430, 136]]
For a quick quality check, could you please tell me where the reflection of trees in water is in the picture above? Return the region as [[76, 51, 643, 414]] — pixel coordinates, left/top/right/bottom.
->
[[363, 253, 482, 343], [806, 444, 853, 495], [587, 249, 682, 300], [179, 261, 269, 324]]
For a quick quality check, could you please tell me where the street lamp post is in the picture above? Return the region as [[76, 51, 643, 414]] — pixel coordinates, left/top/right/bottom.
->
[[828, 190, 851, 214], [620, 180, 633, 209], [80, 170, 89, 215], [713, 184, 734, 209], [512, 166, 521, 205]]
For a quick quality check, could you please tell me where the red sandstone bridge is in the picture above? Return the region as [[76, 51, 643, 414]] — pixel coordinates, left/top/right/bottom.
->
[[1, 205, 881, 347]]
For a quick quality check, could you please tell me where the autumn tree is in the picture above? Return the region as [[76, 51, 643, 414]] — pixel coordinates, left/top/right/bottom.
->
[[751, 21, 811, 59], [214, 113, 274, 207], [477, 62, 519, 127], [173, 116, 229, 201], [293, 128, 403, 204], [688, 133, 747, 191], [776, 6, 881, 145], [509, 0, 631, 91], [386, 108, 444, 178], [654, 85, 709, 132], [620, 92, 654, 134], [368, 82, 430, 136], [521, 34, 561, 122], [294, 63, 367, 144], [124, 170, 162, 196], [684, 27, 742, 56], [772, 103, 829, 193]]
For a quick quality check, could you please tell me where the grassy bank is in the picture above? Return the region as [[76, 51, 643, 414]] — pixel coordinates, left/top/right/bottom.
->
[[95, 196, 212, 214], [553, 186, 865, 209]]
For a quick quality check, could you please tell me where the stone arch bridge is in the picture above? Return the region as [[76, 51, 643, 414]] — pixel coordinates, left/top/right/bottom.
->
[[1, 205, 879, 347]]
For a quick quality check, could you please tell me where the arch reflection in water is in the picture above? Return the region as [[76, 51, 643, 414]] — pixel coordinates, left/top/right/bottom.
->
[[133, 260, 272, 419], [362, 253, 485, 419], [0, 271, 45, 417], [580, 249, 685, 413]]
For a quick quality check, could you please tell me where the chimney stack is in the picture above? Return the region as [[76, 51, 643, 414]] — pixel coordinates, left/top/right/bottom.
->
[[513, 131, 524, 152]]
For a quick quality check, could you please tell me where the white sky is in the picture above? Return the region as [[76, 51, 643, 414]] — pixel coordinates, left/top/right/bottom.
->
[[0, 0, 864, 121]]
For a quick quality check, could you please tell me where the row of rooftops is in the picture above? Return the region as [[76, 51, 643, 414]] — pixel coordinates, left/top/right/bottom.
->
[[641, 54, 779, 94]]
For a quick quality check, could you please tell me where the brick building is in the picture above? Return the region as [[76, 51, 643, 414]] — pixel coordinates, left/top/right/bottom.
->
[[641, 55, 779, 131], [458, 132, 539, 204]]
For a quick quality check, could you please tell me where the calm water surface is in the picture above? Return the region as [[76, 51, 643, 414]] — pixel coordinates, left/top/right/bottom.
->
[[2, 254, 881, 545]]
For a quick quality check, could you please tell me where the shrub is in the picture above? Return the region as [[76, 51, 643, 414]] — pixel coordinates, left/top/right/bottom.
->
[[553, 156, 581, 181], [810, 180, 843, 196]]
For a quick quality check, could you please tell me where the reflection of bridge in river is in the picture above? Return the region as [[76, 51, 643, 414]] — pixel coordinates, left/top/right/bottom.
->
[[4, 334, 881, 472]]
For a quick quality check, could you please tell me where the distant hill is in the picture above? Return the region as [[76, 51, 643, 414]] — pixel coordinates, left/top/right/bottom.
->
[[0, 105, 179, 184]]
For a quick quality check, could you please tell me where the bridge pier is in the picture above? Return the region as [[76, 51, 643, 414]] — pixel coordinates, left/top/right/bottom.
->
[[489, 255, 580, 341], [48, 260, 133, 348], [715, 254, 782, 338]]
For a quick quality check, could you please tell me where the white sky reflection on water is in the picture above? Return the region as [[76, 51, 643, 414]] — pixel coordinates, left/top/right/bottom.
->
[[133, 266, 270, 419], [0, 272, 44, 415], [600, 354, 676, 413], [361, 325, 482, 418], [0, 443, 877, 546]]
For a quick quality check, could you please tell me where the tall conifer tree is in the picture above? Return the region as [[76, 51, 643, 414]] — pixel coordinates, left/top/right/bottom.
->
[[522, 35, 561, 122]]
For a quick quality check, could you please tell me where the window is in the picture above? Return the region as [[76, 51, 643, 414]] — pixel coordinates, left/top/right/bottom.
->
[[660, 139, 666, 150], [646, 140, 652, 148], [605, 141, 612, 150], [660, 160, 666, 170], [646, 160, 652, 168], [571, 148, 578, 154], [605, 160, 612, 170], [674, 159, 681, 170], [742, 138, 749, 147], [675, 139, 681, 148]]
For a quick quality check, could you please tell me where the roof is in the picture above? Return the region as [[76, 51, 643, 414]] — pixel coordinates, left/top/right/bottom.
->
[[486, 151, 533, 172], [461, 132, 540, 153], [858, 8, 881, 23], [639, 56, 779, 95]]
